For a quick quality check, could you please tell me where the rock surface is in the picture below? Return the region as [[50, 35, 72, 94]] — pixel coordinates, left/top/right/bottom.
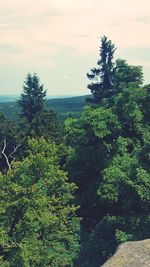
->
[[102, 239, 150, 267]]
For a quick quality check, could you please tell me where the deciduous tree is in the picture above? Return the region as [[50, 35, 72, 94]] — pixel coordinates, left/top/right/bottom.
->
[[0, 138, 80, 267]]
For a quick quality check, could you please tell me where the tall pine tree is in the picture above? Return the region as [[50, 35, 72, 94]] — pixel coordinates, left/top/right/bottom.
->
[[87, 36, 116, 103]]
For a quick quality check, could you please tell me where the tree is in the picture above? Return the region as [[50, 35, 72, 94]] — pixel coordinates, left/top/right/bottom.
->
[[65, 82, 150, 266], [114, 59, 143, 90], [65, 105, 121, 230], [0, 138, 80, 267], [19, 73, 46, 123], [87, 36, 116, 103], [87, 37, 144, 104], [18, 73, 60, 141]]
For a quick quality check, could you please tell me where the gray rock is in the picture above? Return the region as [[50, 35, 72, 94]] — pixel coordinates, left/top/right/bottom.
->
[[102, 239, 150, 267]]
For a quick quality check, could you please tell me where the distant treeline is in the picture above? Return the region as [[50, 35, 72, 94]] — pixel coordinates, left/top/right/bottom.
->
[[0, 95, 88, 122]]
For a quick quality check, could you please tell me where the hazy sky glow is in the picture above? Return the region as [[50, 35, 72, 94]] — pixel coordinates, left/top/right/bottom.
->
[[0, 0, 150, 96]]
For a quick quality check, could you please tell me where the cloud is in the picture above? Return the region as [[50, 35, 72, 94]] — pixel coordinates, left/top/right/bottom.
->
[[63, 75, 69, 80], [118, 46, 150, 61], [136, 16, 150, 24], [1, 0, 150, 56], [0, 0, 150, 94], [0, 43, 21, 53]]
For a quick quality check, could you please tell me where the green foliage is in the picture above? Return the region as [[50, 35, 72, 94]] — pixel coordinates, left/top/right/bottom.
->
[[65, 105, 121, 229], [0, 37, 150, 267], [115, 230, 132, 243], [0, 113, 19, 173], [0, 138, 80, 267], [87, 37, 143, 105], [65, 106, 121, 146], [0, 95, 86, 123], [0, 257, 10, 267], [19, 110, 61, 142], [114, 59, 143, 90], [65, 76, 150, 265]]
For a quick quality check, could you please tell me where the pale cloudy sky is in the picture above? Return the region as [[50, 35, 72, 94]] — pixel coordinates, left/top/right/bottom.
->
[[0, 0, 150, 96]]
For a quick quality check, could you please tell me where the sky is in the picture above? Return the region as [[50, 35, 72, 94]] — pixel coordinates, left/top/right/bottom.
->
[[0, 0, 150, 96]]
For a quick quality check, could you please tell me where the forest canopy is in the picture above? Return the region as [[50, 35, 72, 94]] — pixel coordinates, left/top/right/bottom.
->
[[0, 36, 150, 267]]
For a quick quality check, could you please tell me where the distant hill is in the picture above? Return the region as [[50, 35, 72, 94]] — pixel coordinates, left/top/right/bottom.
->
[[0, 95, 18, 102], [46, 95, 88, 121], [0, 95, 90, 122]]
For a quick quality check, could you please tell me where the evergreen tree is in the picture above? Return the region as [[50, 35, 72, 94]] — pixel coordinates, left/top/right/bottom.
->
[[19, 73, 46, 123], [18, 73, 60, 141], [87, 36, 116, 103]]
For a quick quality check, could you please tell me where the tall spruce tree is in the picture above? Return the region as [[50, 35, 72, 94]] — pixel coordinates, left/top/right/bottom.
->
[[87, 36, 116, 103], [19, 73, 46, 123], [18, 73, 60, 141]]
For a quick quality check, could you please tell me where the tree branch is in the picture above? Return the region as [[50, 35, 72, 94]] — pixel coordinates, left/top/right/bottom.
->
[[2, 139, 11, 171], [1, 139, 20, 172]]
